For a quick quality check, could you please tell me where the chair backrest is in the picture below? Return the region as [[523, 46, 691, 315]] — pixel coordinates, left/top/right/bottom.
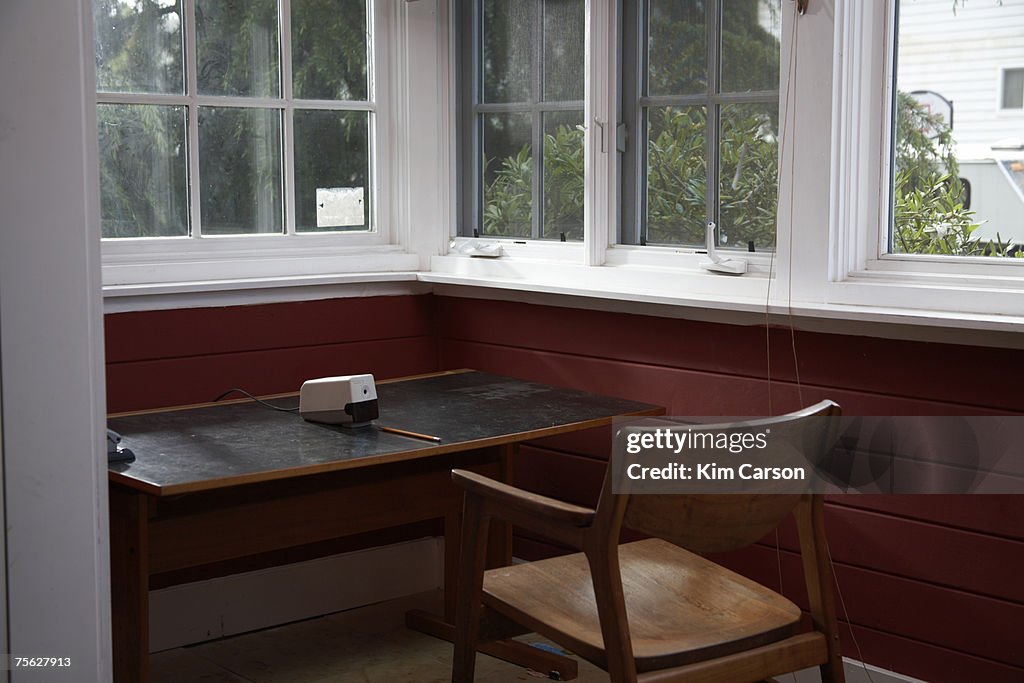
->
[[613, 400, 841, 554]]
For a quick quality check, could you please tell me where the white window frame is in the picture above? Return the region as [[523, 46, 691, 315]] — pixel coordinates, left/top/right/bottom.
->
[[428, 0, 1024, 329], [809, 0, 1024, 320], [435, 0, 792, 301], [100, 1, 1024, 328], [99, 0, 421, 290]]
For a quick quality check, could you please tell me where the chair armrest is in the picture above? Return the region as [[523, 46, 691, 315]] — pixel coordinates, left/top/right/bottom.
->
[[452, 469, 595, 543]]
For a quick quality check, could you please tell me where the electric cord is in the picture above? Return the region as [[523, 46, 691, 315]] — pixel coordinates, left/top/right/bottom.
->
[[213, 388, 299, 413]]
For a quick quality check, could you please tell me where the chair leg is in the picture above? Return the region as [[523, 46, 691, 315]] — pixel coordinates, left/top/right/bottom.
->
[[585, 547, 638, 683], [452, 494, 490, 683]]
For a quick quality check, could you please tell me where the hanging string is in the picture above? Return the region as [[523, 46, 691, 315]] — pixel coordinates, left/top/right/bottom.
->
[[766, 0, 802, 416]]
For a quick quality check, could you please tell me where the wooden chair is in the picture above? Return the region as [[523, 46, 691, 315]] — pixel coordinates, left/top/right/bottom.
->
[[450, 400, 844, 683]]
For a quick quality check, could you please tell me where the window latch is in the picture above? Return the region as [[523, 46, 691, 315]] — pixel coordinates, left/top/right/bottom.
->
[[700, 221, 747, 275]]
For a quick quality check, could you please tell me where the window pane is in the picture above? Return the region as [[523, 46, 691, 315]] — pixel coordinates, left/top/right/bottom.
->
[[1003, 69, 1024, 110], [542, 0, 585, 102], [892, 1, 1024, 258], [482, 113, 533, 237], [543, 112, 584, 240], [482, 0, 536, 103], [292, 0, 368, 101], [720, 0, 781, 93], [648, 0, 706, 97], [196, 0, 280, 97], [294, 110, 371, 232], [93, 0, 184, 94], [199, 107, 283, 235], [98, 104, 189, 238], [719, 103, 778, 251], [646, 106, 707, 245]]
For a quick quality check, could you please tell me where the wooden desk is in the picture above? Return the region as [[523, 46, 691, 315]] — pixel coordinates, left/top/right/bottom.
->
[[108, 370, 661, 682]]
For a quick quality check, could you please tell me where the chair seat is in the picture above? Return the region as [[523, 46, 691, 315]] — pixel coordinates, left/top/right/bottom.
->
[[482, 538, 803, 672]]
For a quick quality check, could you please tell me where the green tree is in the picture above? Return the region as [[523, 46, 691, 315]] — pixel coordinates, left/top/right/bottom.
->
[[892, 92, 1018, 257]]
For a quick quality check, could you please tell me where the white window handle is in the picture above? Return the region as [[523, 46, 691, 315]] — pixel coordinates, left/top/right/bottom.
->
[[700, 221, 747, 275]]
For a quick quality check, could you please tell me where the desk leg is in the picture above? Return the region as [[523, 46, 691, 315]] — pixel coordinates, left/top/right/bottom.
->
[[410, 444, 578, 680], [110, 486, 149, 683], [485, 444, 515, 569], [443, 509, 462, 624]]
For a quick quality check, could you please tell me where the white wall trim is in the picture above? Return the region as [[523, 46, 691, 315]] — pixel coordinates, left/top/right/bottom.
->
[[1, 1, 111, 679], [788, 659, 926, 683], [102, 274, 427, 313], [0, 309, 7, 676], [149, 538, 443, 652]]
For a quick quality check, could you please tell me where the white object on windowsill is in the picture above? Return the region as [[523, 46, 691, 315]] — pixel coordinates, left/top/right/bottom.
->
[[699, 221, 747, 275], [454, 241, 504, 258]]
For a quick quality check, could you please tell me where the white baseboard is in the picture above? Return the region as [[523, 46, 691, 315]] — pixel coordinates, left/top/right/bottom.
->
[[149, 537, 444, 652], [788, 658, 927, 683]]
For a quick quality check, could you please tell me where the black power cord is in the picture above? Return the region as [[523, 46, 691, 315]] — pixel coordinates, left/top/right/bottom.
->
[[213, 388, 299, 413]]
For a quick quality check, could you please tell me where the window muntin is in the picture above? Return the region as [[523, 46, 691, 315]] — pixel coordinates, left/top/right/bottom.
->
[[622, 0, 781, 250], [889, 0, 1024, 260], [93, 0, 373, 240], [461, 0, 586, 242]]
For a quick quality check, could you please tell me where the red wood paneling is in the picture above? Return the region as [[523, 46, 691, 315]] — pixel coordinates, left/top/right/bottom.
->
[[108, 337, 435, 412], [830, 494, 1024, 540], [790, 504, 1024, 602], [838, 623, 1024, 683], [438, 297, 1024, 413], [440, 338, 1001, 416], [713, 544, 1024, 669], [106, 296, 435, 363], [514, 445, 606, 506], [106, 295, 437, 411]]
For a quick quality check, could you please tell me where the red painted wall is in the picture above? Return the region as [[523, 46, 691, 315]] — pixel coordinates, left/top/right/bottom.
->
[[434, 295, 1024, 683], [105, 292, 1023, 682], [106, 295, 438, 412]]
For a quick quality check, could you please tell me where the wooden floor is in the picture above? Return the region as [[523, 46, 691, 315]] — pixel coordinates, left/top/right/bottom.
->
[[151, 590, 611, 682]]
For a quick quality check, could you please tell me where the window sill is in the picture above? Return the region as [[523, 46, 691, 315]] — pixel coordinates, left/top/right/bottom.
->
[[102, 250, 1024, 348], [103, 271, 425, 313], [103, 244, 419, 288], [425, 254, 1024, 348], [428, 253, 773, 310]]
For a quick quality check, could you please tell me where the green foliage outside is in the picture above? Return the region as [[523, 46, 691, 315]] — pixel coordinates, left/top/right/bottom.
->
[[482, 124, 586, 241], [893, 92, 1019, 257], [483, 81, 1019, 259]]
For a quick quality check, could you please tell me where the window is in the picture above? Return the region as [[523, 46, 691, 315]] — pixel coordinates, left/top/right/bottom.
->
[[621, 0, 781, 250], [459, 0, 586, 242], [94, 0, 374, 241], [1002, 68, 1024, 110], [889, 0, 1024, 259]]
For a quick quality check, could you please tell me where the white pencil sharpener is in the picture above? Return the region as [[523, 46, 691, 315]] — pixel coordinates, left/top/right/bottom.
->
[[299, 374, 379, 427]]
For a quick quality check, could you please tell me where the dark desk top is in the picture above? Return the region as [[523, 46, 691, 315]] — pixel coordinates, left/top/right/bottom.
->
[[108, 370, 662, 496]]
